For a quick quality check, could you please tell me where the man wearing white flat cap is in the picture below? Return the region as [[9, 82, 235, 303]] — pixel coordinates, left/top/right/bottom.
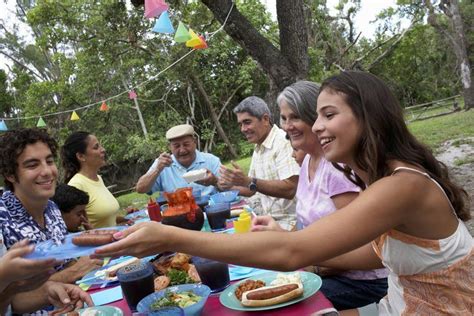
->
[[136, 124, 221, 196]]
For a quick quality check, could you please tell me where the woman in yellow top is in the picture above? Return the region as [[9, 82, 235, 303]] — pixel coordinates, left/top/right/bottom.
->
[[61, 131, 124, 228]]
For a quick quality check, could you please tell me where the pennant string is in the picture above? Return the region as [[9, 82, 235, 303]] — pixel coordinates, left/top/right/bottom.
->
[[0, 1, 235, 122]]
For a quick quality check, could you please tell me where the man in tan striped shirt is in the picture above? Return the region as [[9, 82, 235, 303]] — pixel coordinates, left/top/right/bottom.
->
[[219, 96, 300, 230]]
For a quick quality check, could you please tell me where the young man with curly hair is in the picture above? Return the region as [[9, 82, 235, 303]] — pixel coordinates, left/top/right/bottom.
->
[[0, 128, 101, 314]]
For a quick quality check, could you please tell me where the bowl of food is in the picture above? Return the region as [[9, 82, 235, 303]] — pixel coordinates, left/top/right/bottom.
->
[[210, 190, 239, 204], [137, 284, 211, 316]]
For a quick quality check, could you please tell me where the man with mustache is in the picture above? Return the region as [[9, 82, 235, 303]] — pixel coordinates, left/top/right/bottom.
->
[[136, 124, 221, 196], [219, 97, 300, 230]]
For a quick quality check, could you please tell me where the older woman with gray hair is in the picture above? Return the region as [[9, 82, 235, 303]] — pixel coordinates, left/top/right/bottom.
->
[[252, 80, 388, 310]]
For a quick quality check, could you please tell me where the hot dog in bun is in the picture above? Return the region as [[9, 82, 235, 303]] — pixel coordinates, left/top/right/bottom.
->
[[240, 282, 303, 307]]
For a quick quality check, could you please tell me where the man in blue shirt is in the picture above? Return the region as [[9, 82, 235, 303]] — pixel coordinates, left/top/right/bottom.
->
[[136, 124, 221, 196]]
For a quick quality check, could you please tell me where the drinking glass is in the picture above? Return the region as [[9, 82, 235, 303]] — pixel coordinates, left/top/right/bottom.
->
[[193, 257, 230, 293], [117, 260, 155, 312], [204, 203, 230, 231]]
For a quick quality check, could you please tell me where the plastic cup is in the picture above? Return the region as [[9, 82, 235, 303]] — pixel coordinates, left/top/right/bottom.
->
[[193, 257, 230, 293], [192, 188, 202, 198], [204, 203, 230, 231], [117, 260, 155, 312]]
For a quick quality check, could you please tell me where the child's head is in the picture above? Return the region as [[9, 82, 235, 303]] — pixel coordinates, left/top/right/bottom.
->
[[291, 147, 306, 167], [0, 128, 58, 199], [52, 184, 89, 232]]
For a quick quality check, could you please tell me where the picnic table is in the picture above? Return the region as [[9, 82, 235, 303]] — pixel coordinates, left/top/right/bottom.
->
[[89, 283, 333, 316]]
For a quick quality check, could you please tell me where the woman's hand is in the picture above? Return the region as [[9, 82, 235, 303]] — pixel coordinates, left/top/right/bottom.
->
[[93, 221, 165, 258], [0, 240, 57, 291], [251, 215, 286, 232], [46, 282, 93, 315]]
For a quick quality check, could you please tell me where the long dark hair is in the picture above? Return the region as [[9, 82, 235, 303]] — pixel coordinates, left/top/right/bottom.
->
[[61, 131, 91, 183], [320, 71, 469, 221]]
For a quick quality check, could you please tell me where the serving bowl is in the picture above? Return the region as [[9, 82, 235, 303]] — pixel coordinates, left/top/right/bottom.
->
[[137, 284, 211, 316], [210, 190, 239, 204]]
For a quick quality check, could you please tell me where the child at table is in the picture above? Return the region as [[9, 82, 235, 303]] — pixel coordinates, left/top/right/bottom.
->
[[52, 183, 92, 233], [95, 71, 473, 315]]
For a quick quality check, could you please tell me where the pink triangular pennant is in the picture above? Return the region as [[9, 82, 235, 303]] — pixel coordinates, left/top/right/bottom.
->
[[144, 0, 169, 19], [128, 90, 137, 99]]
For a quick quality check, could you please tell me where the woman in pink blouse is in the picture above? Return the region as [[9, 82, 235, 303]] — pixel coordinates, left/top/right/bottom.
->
[[252, 81, 388, 310]]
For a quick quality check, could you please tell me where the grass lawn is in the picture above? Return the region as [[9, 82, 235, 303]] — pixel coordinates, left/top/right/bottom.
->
[[117, 110, 473, 209], [408, 110, 474, 152]]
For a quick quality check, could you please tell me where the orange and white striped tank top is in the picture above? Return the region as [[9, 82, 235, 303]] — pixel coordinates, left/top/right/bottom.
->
[[372, 167, 473, 315]]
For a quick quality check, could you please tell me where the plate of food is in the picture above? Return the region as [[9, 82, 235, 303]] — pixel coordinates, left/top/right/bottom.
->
[[219, 271, 322, 311], [72, 306, 123, 316], [25, 227, 126, 261], [151, 252, 201, 292]]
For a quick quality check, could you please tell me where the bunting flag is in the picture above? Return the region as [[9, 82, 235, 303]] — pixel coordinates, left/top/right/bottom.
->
[[185, 29, 201, 47], [174, 22, 192, 43], [128, 90, 137, 100], [193, 35, 208, 49], [36, 117, 46, 127], [144, 0, 169, 19], [100, 101, 109, 112], [0, 120, 7, 131], [152, 11, 174, 34], [70, 111, 80, 121]]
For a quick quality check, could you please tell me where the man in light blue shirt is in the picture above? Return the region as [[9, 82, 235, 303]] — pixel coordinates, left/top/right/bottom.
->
[[136, 124, 221, 196]]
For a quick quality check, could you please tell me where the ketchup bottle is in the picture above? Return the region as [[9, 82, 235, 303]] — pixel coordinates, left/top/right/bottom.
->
[[147, 197, 162, 222]]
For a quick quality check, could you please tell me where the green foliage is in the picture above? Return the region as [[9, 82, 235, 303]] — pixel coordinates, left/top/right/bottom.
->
[[2, 0, 472, 190]]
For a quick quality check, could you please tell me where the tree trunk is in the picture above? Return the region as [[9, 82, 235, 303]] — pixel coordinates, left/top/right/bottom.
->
[[200, 0, 309, 117], [190, 74, 238, 159], [446, 0, 473, 110], [426, 0, 473, 110]]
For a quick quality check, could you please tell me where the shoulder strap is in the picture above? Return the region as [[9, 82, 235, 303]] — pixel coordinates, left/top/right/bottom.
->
[[391, 167, 457, 216]]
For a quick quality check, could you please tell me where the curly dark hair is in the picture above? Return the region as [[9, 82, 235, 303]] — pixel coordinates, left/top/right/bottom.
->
[[51, 183, 89, 213], [320, 71, 470, 221], [0, 128, 58, 191], [61, 131, 91, 183]]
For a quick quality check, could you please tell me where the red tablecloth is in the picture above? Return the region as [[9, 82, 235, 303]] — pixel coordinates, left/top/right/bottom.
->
[[90, 286, 333, 316]]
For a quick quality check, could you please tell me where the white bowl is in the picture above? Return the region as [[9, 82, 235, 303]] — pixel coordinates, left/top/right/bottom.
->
[[182, 169, 207, 183]]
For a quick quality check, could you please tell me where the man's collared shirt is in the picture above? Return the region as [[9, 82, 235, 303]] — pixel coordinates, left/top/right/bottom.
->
[[148, 150, 221, 196], [248, 125, 300, 227], [0, 191, 68, 249]]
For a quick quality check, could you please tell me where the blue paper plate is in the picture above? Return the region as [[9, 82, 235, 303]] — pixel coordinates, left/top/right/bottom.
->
[[124, 209, 148, 220], [77, 255, 157, 286], [25, 227, 127, 261], [209, 190, 239, 205]]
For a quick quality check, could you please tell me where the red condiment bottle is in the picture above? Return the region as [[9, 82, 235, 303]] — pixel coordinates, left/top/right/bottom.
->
[[147, 197, 162, 222]]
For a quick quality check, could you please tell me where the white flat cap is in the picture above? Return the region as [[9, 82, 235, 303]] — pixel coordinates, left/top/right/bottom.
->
[[166, 124, 195, 140]]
